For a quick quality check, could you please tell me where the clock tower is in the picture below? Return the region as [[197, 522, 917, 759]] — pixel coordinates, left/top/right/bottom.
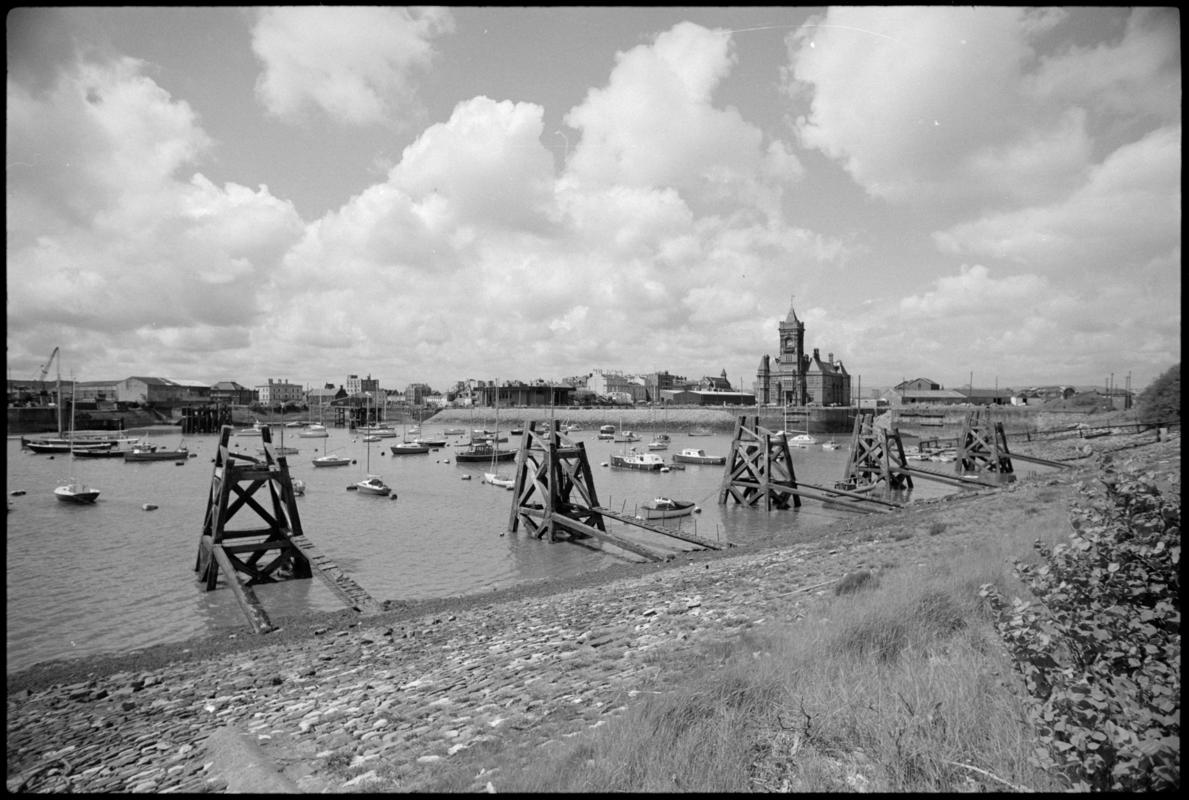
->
[[777, 296, 807, 405]]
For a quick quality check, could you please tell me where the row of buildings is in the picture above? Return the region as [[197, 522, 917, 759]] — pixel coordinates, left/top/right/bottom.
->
[[8, 297, 1130, 412]]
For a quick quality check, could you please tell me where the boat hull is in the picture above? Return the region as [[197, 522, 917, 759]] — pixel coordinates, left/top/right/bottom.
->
[[312, 457, 351, 467], [610, 454, 664, 471], [641, 500, 695, 519], [390, 444, 430, 455], [355, 478, 391, 496], [671, 455, 725, 465], [455, 449, 516, 463], [54, 485, 100, 504], [26, 441, 113, 454], [124, 450, 189, 462]]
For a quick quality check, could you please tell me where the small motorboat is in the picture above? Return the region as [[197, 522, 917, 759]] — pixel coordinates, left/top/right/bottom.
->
[[54, 480, 100, 504], [671, 448, 725, 465], [641, 497, 696, 520], [610, 448, 666, 471], [391, 441, 431, 455], [124, 445, 189, 462]]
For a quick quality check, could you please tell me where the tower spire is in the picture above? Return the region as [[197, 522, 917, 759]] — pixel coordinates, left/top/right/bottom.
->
[[784, 294, 800, 325]]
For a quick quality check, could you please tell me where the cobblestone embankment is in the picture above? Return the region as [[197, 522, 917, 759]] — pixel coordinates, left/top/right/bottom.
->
[[6, 432, 1178, 793]]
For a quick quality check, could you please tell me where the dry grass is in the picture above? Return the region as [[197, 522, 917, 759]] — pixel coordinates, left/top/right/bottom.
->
[[452, 519, 1074, 794]]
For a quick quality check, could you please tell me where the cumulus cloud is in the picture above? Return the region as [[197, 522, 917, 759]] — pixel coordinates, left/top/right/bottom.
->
[[786, 7, 1178, 208], [6, 56, 304, 370], [932, 125, 1182, 273], [251, 6, 454, 125], [565, 21, 801, 220]]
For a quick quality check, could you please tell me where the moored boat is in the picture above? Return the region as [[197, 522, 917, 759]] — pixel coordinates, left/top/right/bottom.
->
[[610, 448, 666, 471], [26, 439, 114, 454], [391, 441, 431, 455], [597, 424, 615, 440], [54, 480, 101, 504], [455, 443, 516, 463], [355, 475, 392, 496], [640, 497, 696, 520], [124, 445, 190, 462], [312, 453, 352, 467], [671, 447, 725, 465], [298, 424, 329, 438], [483, 471, 515, 489]]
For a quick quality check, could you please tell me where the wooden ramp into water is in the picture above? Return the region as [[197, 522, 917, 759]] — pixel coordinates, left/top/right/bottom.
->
[[592, 506, 728, 551], [195, 425, 381, 633], [890, 462, 1006, 489]]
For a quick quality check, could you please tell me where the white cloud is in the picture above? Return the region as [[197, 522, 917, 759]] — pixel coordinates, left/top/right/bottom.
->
[[933, 125, 1182, 274], [6, 56, 304, 370], [786, 7, 1177, 208], [564, 21, 800, 220], [251, 6, 454, 125]]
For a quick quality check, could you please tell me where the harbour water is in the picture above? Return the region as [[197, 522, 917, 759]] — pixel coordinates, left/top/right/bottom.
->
[[6, 426, 959, 674]]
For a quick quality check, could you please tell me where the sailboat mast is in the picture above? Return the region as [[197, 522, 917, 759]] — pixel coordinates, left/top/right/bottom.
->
[[57, 358, 63, 437]]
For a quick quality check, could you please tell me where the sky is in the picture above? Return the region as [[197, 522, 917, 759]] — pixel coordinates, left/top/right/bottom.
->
[[6, 7, 1181, 397]]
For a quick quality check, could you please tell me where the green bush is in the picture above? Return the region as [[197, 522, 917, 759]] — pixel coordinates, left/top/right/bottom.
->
[[980, 456, 1180, 791], [1135, 363, 1180, 425]]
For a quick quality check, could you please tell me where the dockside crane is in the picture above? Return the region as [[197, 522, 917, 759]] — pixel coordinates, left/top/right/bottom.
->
[[35, 346, 60, 398], [34, 346, 62, 433]]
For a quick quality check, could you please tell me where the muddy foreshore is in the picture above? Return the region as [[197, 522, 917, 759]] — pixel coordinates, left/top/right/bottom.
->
[[6, 428, 1178, 793]]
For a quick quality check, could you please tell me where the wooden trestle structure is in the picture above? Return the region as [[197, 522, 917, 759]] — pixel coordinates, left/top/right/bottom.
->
[[717, 416, 896, 512], [195, 425, 380, 633], [835, 412, 915, 494], [507, 420, 727, 561], [956, 408, 1015, 480]]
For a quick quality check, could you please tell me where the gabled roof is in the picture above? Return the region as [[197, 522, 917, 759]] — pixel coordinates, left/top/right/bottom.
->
[[899, 389, 966, 400]]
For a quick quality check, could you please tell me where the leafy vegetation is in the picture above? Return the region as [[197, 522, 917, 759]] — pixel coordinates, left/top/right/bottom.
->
[[1135, 363, 1180, 425], [980, 456, 1180, 791]]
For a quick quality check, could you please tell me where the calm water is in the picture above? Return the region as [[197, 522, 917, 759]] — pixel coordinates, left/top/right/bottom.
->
[[7, 426, 962, 673]]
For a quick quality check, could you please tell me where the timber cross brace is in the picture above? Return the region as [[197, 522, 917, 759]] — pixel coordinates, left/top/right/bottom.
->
[[717, 415, 801, 510], [836, 412, 914, 493], [957, 408, 1015, 478]]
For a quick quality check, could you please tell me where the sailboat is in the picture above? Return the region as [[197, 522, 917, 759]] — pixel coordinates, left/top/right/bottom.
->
[[355, 394, 392, 495], [483, 384, 516, 488], [54, 372, 101, 504], [779, 403, 816, 448], [647, 405, 669, 450], [391, 410, 430, 455], [457, 385, 515, 464]]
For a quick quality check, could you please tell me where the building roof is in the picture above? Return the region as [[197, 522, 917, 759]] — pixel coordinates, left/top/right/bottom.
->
[[958, 388, 1014, 399], [894, 378, 940, 389], [898, 389, 967, 400]]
